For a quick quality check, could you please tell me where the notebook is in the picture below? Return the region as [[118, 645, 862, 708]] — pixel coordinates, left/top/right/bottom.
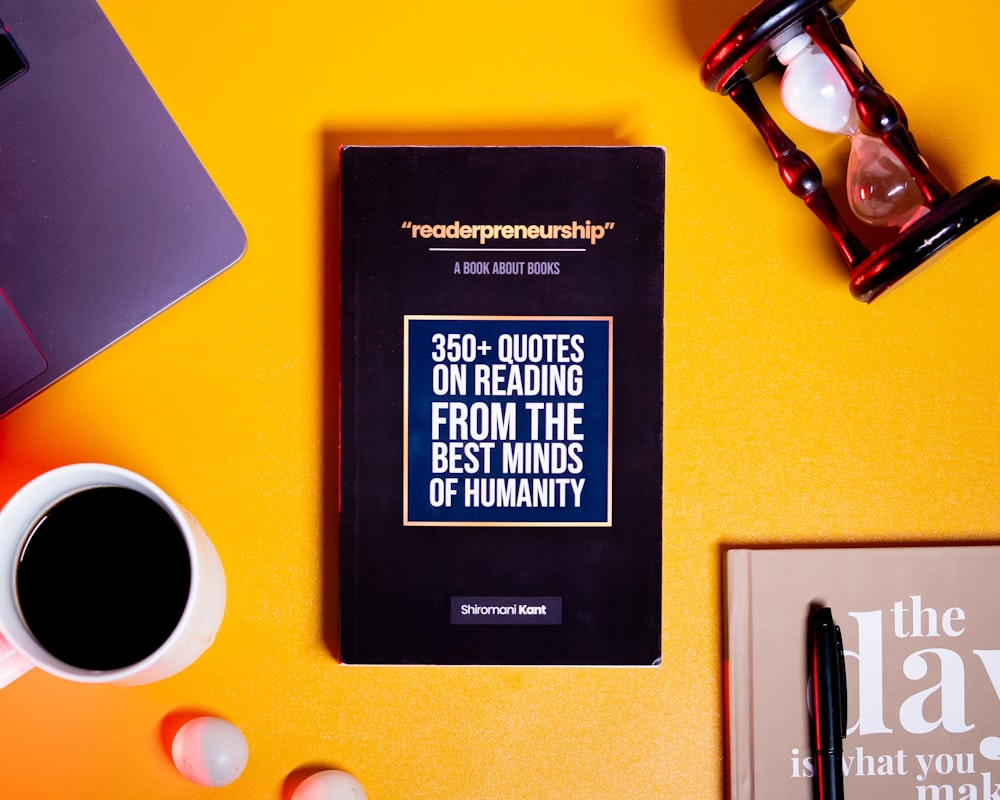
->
[[0, 0, 246, 417]]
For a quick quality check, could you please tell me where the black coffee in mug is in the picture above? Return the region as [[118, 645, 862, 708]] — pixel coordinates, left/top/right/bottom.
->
[[15, 486, 192, 671]]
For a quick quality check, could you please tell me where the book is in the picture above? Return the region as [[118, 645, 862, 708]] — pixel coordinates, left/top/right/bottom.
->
[[725, 545, 1000, 800], [338, 145, 664, 665]]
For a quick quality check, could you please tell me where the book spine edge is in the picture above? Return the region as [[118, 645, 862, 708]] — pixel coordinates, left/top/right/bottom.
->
[[725, 549, 754, 800]]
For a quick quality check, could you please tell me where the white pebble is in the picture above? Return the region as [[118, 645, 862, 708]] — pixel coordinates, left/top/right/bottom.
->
[[171, 716, 249, 787], [292, 770, 367, 800]]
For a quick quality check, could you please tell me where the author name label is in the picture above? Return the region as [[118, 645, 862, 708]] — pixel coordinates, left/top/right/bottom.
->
[[451, 596, 563, 626]]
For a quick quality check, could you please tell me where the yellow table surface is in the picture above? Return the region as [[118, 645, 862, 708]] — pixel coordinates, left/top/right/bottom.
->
[[2, 0, 999, 797]]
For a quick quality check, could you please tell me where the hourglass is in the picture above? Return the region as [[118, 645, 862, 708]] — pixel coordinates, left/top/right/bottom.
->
[[699, 0, 1000, 301]]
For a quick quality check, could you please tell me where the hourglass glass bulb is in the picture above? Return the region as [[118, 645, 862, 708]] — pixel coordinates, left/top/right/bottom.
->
[[774, 32, 861, 134], [846, 132, 928, 228], [774, 32, 929, 229]]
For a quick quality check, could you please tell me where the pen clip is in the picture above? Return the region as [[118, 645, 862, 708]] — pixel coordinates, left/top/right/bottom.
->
[[835, 623, 847, 739]]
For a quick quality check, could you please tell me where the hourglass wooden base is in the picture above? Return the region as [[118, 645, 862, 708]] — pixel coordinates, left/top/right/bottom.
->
[[700, 0, 1000, 302], [849, 177, 1000, 301]]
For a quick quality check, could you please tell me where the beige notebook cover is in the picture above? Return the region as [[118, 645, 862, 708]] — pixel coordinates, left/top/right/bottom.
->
[[725, 546, 1000, 800]]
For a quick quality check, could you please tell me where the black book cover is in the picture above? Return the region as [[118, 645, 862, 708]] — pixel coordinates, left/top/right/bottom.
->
[[339, 146, 663, 665]]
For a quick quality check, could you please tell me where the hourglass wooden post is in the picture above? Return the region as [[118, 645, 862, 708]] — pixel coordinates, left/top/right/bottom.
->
[[700, 0, 1000, 302]]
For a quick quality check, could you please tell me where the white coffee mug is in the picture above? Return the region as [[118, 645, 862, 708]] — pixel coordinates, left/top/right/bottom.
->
[[0, 463, 225, 687]]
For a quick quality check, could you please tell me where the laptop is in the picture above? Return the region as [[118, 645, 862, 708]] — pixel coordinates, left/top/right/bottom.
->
[[0, 0, 246, 417]]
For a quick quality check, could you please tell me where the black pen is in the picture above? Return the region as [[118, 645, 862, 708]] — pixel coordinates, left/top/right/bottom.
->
[[809, 605, 847, 800]]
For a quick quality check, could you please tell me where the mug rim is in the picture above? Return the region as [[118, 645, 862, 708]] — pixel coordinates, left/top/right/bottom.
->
[[0, 463, 204, 683]]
